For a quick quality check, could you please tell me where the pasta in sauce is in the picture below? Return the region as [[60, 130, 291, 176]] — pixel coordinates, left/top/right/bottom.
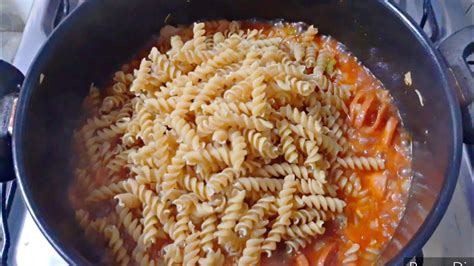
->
[[68, 20, 412, 266]]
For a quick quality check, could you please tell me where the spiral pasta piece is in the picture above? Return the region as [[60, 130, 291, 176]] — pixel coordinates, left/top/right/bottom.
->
[[130, 58, 165, 94], [335, 171, 362, 197], [162, 147, 187, 194], [174, 193, 214, 219], [172, 210, 191, 247], [278, 120, 299, 163], [167, 35, 184, 58], [86, 181, 127, 202], [168, 116, 202, 150], [199, 111, 273, 134], [262, 175, 297, 256], [207, 168, 238, 195], [289, 125, 341, 160], [315, 74, 351, 100], [235, 196, 276, 237], [285, 220, 325, 250], [75, 209, 90, 229], [275, 76, 315, 96], [142, 205, 164, 246], [143, 97, 177, 114], [205, 145, 233, 168], [337, 156, 385, 171], [176, 43, 214, 66], [250, 68, 267, 117], [183, 230, 202, 265], [182, 174, 213, 201], [301, 25, 318, 44], [285, 237, 309, 254], [305, 43, 317, 68], [149, 47, 182, 81], [115, 205, 142, 242], [313, 49, 334, 77], [243, 37, 283, 48], [254, 162, 326, 183], [184, 146, 227, 173], [245, 129, 279, 159], [202, 101, 253, 116], [215, 190, 246, 251], [280, 106, 322, 137], [190, 75, 228, 112], [170, 82, 199, 118], [156, 199, 176, 236], [291, 208, 332, 225], [297, 179, 325, 195], [319, 90, 349, 114], [122, 179, 161, 211], [265, 59, 304, 77], [235, 177, 283, 194], [289, 42, 305, 62], [238, 220, 269, 266], [297, 137, 322, 165], [294, 195, 346, 213], [104, 225, 131, 266], [130, 163, 161, 185], [106, 149, 130, 173], [230, 130, 247, 170], [175, 23, 212, 65], [223, 79, 253, 102], [200, 213, 218, 253]]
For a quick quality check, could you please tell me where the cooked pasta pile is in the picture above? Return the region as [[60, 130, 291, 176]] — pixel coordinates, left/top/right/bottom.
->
[[69, 20, 412, 266]]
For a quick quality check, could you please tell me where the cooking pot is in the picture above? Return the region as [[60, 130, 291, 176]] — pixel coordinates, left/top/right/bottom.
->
[[0, 0, 472, 264]]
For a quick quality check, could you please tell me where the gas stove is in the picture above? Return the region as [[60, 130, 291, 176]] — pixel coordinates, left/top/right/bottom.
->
[[2, 0, 473, 265]]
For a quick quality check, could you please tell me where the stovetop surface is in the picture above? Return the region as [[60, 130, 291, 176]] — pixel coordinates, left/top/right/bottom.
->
[[5, 0, 474, 265]]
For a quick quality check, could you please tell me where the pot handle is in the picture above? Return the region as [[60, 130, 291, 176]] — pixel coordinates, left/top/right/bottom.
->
[[0, 60, 22, 265], [438, 26, 474, 144], [0, 60, 24, 182]]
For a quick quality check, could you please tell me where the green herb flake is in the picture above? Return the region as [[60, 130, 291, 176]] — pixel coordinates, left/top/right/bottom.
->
[[326, 58, 337, 74]]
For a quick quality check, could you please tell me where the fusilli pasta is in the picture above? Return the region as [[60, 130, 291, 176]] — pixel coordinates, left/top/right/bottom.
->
[[70, 19, 410, 266]]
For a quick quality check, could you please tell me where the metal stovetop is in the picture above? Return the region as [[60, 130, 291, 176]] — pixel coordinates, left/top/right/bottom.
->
[[4, 0, 473, 265]]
